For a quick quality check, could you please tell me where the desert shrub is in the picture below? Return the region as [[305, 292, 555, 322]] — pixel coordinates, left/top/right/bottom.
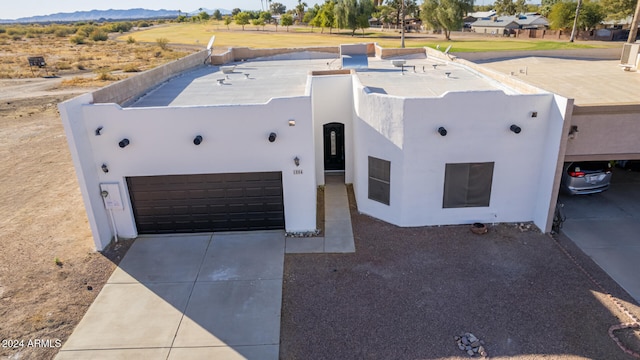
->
[[126, 36, 136, 44], [105, 22, 133, 33], [0, 28, 5, 34], [89, 29, 108, 41], [54, 27, 75, 37], [56, 62, 72, 70], [69, 35, 85, 44], [95, 70, 117, 81], [74, 62, 86, 70], [76, 25, 95, 37], [156, 37, 169, 50], [123, 64, 140, 72], [137, 21, 150, 27], [12, 35, 22, 41], [8, 28, 26, 36]]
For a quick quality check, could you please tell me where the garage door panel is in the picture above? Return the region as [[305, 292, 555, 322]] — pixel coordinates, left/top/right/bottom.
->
[[127, 172, 284, 234]]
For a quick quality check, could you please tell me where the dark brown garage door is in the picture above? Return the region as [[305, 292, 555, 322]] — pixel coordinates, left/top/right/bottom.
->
[[127, 172, 285, 234]]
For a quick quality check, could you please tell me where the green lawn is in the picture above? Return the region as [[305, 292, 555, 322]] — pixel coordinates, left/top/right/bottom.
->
[[122, 23, 620, 53]]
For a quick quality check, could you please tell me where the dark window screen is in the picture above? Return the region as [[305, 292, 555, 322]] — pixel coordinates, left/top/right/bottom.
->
[[443, 162, 494, 208], [368, 156, 390, 205]]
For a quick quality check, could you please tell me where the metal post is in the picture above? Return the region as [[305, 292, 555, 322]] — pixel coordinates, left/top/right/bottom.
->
[[569, 0, 582, 43], [401, 0, 405, 48]]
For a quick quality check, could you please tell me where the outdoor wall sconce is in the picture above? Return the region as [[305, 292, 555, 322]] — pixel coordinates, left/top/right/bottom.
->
[[510, 125, 522, 134], [531, 111, 538, 118], [268, 132, 277, 143], [568, 125, 579, 139], [288, 119, 296, 126], [294, 156, 300, 167], [193, 135, 203, 145], [437, 127, 447, 136], [118, 138, 130, 148], [95, 126, 103, 136], [101, 164, 109, 173]]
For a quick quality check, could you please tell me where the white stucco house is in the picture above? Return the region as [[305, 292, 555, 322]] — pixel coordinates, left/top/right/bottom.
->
[[59, 44, 573, 250]]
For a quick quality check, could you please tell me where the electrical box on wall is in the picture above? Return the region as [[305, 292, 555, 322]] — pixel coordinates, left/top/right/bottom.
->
[[99, 183, 124, 210]]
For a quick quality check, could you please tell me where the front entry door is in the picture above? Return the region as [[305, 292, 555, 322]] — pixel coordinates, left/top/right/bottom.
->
[[323, 123, 345, 171]]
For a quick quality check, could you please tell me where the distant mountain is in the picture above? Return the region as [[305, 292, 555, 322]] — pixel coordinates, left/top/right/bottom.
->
[[0, 8, 231, 23], [187, 8, 231, 16]]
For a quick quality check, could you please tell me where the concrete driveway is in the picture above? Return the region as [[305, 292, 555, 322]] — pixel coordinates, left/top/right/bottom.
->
[[56, 231, 285, 360], [560, 168, 640, 303]]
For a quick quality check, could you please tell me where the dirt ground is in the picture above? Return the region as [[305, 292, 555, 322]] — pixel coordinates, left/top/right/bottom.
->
[[280, 189, 640, 359], [0, 89, 136, 360]]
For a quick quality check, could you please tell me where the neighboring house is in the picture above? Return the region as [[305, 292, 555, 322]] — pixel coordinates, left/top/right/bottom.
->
[[59, 44, 572, 250], [472, 14, 549, 34]]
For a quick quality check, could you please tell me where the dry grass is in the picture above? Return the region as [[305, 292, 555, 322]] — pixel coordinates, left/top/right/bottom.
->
[[122, 22, 620, 52], [0, 26, 194, 80]]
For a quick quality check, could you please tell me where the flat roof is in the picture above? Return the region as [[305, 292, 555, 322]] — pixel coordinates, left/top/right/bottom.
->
[[359, 57, 515, 97], [128, 52, 517, 107], [480, 57, 640, 105]]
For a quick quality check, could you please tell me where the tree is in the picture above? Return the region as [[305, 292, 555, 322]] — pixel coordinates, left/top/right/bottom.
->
[[235, 12, 251, 30], [252, 18, 266, 30], [494, 0, 517, 15], [421, 0, 473, 40], [270, 2, 287, 14], [232, 8, 242, 16], [515, 0, 528, 14], [548, 1, 577, 29], [317, 0, 337, 33], [601, 0, 637, 20], [198, 11, 210, 21], [281, 13, 294, 30], [335, 0, 374, 36], [540, 0, 560, 17], [213, 9, 223, 20], [580, 0, 605, 30], [224, 16, 233, 29], [374, 5, 395, 29], [296, 0, 308, 23]]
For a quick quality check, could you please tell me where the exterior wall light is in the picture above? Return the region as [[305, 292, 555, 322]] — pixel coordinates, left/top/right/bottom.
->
[[510, 125, 522, 134], [268, 132, 277, 143], [531, 111, 538, 118], [193, 135, 203, 145], [95, 126, 103, 136], [288, 119, 296, 126], [294, 156, 300, 167], [101, 164, 109, 173], [119, 138, 130, 148], [437, 127, 447, 136]]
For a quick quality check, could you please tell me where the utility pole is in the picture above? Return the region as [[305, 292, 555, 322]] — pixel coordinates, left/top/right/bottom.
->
[[628, 0, 640, 43], [401, 0, 405, 48], [569, 0, 582, 42]]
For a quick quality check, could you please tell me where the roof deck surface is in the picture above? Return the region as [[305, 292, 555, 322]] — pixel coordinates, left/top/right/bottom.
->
[[128, 53, 515, 108], [480, 57, 640, 105]]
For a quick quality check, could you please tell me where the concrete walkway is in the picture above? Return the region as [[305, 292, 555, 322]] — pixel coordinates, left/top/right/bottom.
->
[[285, 174, 355, 254], [56, 231, 284, 360]]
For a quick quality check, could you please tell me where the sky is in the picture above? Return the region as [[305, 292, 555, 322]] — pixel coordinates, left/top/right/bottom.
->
[[0, 0, 325, 20]]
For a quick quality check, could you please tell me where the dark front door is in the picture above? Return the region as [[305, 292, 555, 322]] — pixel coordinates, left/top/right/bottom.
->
[[127, 172, 285, 234], [323, 123, 345, 171]]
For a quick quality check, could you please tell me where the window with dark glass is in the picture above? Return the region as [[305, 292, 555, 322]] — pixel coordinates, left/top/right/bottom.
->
[[368, 156, 391, 205], [443, 162, 494, 208]]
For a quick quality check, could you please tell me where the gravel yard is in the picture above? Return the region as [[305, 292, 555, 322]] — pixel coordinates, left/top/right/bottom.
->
[[280, 189, 640, 359]]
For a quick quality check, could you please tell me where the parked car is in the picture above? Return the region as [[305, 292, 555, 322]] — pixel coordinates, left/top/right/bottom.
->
[[616, 160, 640, 171], [560, 161, 612, 195]]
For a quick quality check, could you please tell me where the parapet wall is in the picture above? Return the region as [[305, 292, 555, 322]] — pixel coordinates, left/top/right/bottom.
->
[[92, 50, 208, 105], [374, 44, 426, 59], [210, 44, 378, 65]]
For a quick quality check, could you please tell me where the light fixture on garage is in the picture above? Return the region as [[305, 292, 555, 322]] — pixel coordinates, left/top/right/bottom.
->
[[510, 125, 522, 134], [294, 156, 300, 167], [101, 164, 109, 173], [193, 135, 203, 145], [568, 125, 578, 139], [95, 126, 103, 136], [268, 132, 277, 143], [288, 119, 296, 126], [437, 127, 447, 136], [531, 111, 538, 118], [119, 138, 130, 148]]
